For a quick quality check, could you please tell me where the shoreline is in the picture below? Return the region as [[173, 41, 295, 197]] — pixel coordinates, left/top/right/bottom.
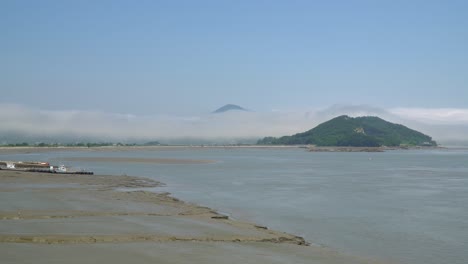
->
[[0, 144, 448, 155], [0, 170, 390, 264], [0, 145, 301, 154]]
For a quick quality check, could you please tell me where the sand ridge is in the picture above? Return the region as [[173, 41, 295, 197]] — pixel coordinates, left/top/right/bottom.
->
[[0, 170, 306, 246], [60, 156, 217, 164], [0, 170, 394, 264]]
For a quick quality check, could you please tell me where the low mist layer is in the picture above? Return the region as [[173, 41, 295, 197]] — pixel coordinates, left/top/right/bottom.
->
[[1, 103, 467, 145]]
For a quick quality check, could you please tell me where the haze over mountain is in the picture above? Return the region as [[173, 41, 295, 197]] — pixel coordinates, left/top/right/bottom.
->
[[212, 104, 248, 114]]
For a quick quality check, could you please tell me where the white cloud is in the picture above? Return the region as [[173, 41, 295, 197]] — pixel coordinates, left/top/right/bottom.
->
[[389, 108, 468, 124]]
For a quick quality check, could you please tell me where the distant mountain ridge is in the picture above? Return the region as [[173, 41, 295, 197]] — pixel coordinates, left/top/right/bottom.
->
[[258, 115, 437, 147], [212, 104, 248, 113]]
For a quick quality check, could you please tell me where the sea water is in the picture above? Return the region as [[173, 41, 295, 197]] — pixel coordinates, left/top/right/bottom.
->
[[2, 148, 467, 264]]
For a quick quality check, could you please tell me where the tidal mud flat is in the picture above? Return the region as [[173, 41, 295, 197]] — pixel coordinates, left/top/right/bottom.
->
[[0, 170, 389, 264]]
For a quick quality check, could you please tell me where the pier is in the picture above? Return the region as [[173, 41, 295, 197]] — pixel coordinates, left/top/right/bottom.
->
[[0, 161, 93, 175]]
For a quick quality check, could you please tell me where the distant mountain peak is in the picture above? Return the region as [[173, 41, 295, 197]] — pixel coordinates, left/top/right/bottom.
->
[[212, 104, 248, 113]]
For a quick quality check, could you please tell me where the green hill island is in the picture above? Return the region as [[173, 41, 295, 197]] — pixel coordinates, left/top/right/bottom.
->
[[258, 115, 437, 147]]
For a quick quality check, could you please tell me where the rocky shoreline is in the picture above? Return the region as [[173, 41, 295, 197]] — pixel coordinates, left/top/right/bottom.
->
[[308, 146, 385, 152], [307, 145, 444, 152]]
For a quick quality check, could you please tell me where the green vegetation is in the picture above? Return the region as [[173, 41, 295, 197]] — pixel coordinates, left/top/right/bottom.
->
[[6, 142, 30, 147], [257, 115, 437, 147]]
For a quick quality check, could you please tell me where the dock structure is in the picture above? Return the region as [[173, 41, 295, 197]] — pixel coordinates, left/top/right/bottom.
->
[[0, 161, 50, 169], [0, 161, 93, 175]]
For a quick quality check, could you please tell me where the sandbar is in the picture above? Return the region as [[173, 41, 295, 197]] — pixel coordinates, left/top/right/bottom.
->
[[60, 156, 216, 164], [0, 170, 390, 264]]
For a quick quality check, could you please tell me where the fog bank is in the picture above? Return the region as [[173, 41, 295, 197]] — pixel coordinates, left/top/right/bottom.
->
[[1, 103, 468, 145]]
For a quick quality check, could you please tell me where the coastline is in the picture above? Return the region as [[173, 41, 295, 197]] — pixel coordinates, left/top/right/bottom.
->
[[307, 145, 446, 152], [0, 144, 447, 155], [308, 146, 386, 152], [0, 170, 388, 264], [0, 145, 301, 154]]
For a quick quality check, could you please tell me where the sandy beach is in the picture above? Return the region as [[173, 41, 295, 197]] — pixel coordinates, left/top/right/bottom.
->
[[0, 169, 388, 264]]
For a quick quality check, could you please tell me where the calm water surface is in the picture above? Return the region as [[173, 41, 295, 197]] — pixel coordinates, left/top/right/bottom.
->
[[2, 148, 467, 264]]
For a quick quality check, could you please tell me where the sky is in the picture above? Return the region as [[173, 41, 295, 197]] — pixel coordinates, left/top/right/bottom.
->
[[1, 1, 468, 143]]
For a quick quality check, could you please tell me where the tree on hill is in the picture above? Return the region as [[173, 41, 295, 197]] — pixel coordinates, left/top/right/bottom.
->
[[257, 115, 437, 147]]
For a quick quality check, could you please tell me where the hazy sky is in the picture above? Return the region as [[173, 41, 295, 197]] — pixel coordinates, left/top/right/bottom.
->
[[2, 1, 468, 144], [2, 0, 467, 115]]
